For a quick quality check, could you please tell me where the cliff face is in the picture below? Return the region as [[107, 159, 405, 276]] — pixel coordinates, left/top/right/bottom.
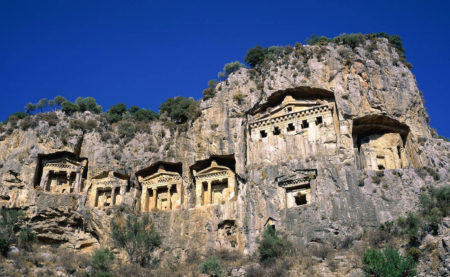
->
[[0, 37, 449, 262]]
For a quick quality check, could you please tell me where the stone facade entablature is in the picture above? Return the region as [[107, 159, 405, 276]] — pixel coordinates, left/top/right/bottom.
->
[[193, 161, 236, 207], [38, 153, 87, 194], [89, 171, 128, 208], [248, 95, 337, 142], [277, 170, 315, 209], [138, 166, 182, 212]]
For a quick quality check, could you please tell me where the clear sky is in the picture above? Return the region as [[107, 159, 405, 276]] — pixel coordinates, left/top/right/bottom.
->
[[1, 1, 449, 137]]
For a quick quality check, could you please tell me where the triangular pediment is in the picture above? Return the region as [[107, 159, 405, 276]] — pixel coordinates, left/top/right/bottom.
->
[[142, 170, 181, 182], [44, 157, 80, 167], [196, 166, 231, 176]]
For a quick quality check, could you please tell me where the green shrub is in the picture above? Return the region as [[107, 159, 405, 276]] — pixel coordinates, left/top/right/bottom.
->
[[199, 256, 223, 277], [24, 102, 37, 115], [75, 97, 103, 113], [208, 79, 219, 89], [117, 121, 135, 138], [54, 95, 67, 108], [17, 227, 37, 252], [110, 214, 163, 266], [70, 119, 86, 131], [397, 212, 423, 244], [244, 45, 265, 68], [362, 246, 416, 277], [131, 108, 158, 122], [38, 112, 59, 126], [407, 247, 421, 261], [61, 101, 80, 115], [106, 103, 127, 123], [218, 61, 245, 80], [233, 93, 245, 103], [36, 98, 48, 113], [135, 121, 152, 134], [0, 237, 9, 257], [85, 119, 98, 131], [257, 225, 293, 264], [91, 248, 115, 277], [203, 87, 215, 100], [159, 97, 197, 123], [20, 117, 38, 130]]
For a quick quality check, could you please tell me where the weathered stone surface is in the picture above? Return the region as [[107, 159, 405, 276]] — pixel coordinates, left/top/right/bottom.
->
[[0, 38, 448, 276]]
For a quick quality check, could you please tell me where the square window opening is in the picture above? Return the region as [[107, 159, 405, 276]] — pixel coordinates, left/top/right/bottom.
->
[[302, 120, 309, 129], [287, 107, 292, 112], [294, 194, 307, 206], [317, 116, 323, 124], [287, 123, 295, 131], [260, 130, 268, 138], [273, 127, 281, 135]]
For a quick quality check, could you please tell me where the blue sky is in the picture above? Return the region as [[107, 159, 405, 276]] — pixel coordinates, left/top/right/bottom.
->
[[1, 0, 449, 137]]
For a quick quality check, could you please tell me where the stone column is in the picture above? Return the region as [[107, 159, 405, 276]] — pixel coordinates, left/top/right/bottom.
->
[[141, 187, 147, 212], [151, 188, 157, 211], [73, 168, 82, 193], [307, 118, 317, 142], [207, 181, 212, 205], [228, 175, 236, 200], [167, 185, 172, 210], [40, 169, 49, 190], [111, 186, 117, 206], [195, 180, 203, 207]]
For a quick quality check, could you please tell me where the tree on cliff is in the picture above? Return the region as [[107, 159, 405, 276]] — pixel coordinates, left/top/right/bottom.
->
[[244, 45, 265, 68], [110, 214, 163, 266]]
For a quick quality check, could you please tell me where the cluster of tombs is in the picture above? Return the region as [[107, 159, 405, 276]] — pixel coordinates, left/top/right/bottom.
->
[[32, 89, 417, 211], [34, 152, 317, 211]]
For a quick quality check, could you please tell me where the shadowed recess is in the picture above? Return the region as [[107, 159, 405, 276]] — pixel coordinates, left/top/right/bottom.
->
[[246, 86, 336, 116], [33, 151, 88, 187], [189, 154, 236, 174], [135, 161, 183, 179], [352, 115, 411, 148]]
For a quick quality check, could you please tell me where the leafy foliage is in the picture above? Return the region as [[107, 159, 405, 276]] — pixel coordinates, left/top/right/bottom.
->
[[257, 225, 293, 264], [91, 248, 115, 277], [218, 61, 245, 80], [54, 95, 67, 108], [0, 237, 9, 257], [244, 45, 265, 68], [75, 97, 103, 113], [110, 214, 163, 266], [17, 227, 37, 252], [36, 98, 48, 113], [117, 120, 136, 138], [397, 212, 423, 244], [0, 209, 24, 243], [159, 97, 197, 123], [362, 246, 416, 277], [61, 101, 80, 115], [199, 256, 223, 277], [24, 102, 36, 115], [106, 103, 127, 123], [130, 107, 159, 122]]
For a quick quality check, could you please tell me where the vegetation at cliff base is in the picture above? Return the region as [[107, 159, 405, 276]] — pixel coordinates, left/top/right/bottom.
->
[[362, 246, 416, 277]]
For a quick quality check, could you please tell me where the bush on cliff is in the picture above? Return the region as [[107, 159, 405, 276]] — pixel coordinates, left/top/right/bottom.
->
[[362, 246, 416, 277], [199, 256, 223, 277], [91, 248, 115, 277], [257, 225, 293, 264], [159, 96, 197, 123], [110, 214, 163, 266]]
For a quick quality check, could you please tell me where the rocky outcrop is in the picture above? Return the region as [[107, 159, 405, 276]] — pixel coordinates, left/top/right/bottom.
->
[[0, 37, 448, 269]]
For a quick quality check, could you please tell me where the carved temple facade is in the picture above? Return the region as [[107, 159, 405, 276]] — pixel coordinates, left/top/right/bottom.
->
[[277, 170, 315, 209], [38, 153, 87, 194], [249, 95, 338, 142], [138, 166, 182, 212], [89, 171, 129, 208], [359, 133, 407, 171], [193, 161, 236, 207]]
